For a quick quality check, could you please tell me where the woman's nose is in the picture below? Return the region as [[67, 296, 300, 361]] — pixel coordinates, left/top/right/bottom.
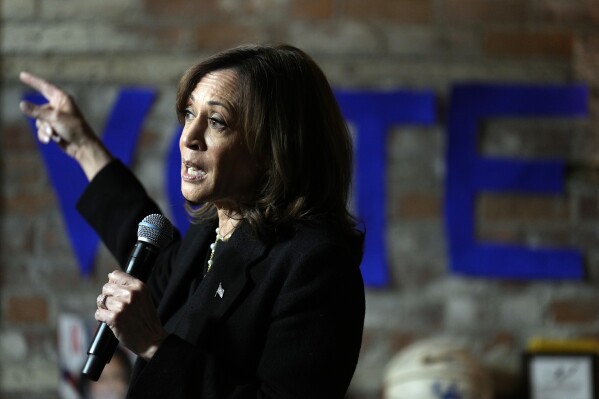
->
[[181, 119, 207, 151]]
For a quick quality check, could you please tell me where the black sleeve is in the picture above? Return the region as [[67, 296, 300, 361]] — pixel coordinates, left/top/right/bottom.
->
[[76, 160, 162, 264], [76, 159, 181, 302]]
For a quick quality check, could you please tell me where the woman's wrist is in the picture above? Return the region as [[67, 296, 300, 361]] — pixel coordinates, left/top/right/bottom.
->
[[75, 137, 113, 181], [138, 332, 168, 362]]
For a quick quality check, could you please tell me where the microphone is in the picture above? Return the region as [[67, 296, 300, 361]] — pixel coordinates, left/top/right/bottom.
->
[[82, 214, 174, 381]]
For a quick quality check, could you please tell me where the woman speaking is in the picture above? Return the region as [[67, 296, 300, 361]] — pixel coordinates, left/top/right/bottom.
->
[[19, 44, 365, 399]]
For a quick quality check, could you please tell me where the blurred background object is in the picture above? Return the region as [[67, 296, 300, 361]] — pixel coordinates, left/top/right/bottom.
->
[[383, 337, 493, 399]]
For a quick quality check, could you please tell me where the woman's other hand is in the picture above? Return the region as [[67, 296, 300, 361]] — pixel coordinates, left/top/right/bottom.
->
[[18, 71, 113, 181], [96, 270, 167, 362]]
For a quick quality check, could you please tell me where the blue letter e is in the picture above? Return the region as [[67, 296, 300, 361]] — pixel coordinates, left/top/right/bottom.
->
[[445, 84, 588, 279]]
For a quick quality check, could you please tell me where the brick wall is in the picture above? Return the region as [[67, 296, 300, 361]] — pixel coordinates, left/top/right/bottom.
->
[[2, 0, 599, 398]]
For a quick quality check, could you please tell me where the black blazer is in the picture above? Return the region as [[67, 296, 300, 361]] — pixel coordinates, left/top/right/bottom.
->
[[77, 161, 365, 399]]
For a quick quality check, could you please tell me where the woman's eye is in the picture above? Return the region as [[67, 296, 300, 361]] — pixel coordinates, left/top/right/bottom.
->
[[208, 117, 226, 130], [184, 108, 195, 122]]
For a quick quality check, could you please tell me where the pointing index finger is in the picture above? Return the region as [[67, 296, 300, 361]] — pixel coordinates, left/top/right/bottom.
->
[[19, 71, 65, 104]]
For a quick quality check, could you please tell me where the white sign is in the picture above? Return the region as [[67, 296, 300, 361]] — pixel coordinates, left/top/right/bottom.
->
[[530, 356, 594, 399]]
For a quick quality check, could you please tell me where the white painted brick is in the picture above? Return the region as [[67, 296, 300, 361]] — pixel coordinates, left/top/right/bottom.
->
[[386, 26, 438, 56], [1, 85, 27, 121], [321, 57, 570, 92], [1, 0, 36, 19], [2, 54, 197, 84], [498, 294, 543, 329], [364, 291, 405, 329], [104, 54, 200, 83], [0, 331, 27, 361], [1, 22, 96, 53], [3, 55, 88, 85], [0, 356, 58, 391], [350, 338, 390, 392], [40, 0, 140, 19], [288, 21, 381, 56], [1, 21, 173, 54], [445, 296, 479, 328]]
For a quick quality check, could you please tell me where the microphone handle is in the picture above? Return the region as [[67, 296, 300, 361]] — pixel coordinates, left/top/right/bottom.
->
[[82, 241, 160, 381], [124, 240, 160, 280]]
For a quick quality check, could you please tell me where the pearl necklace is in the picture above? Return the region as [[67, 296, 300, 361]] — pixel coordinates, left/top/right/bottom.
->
[[207, 227, 232, 273]]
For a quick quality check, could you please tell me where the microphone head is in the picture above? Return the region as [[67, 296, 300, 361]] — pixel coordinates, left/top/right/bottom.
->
[[137, 214, 174, 249]]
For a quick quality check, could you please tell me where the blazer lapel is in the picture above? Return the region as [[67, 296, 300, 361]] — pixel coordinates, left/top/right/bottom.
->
[[156, 222, 214, 323], [171, 221, 268, 343]]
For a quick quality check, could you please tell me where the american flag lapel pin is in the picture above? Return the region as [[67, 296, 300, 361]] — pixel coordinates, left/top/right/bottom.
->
[[215, 282, 225, 299]]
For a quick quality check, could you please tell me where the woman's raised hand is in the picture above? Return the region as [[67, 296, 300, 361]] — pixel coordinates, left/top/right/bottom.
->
[[19, 71, 113, 181]]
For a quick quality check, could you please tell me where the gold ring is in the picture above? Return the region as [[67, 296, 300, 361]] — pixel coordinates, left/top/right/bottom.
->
[[97, 294, 108, 309]]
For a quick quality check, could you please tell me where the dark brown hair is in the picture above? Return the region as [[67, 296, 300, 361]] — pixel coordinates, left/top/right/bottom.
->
[[176, 44, 363, 245]]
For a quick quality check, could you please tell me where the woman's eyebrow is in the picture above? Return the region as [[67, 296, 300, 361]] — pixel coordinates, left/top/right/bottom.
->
[[207, 100, 229, 109], [210, 100, 239, 118]]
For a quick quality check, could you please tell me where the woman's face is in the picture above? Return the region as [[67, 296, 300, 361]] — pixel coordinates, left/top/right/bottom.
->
[[179, 69, 258, 209]]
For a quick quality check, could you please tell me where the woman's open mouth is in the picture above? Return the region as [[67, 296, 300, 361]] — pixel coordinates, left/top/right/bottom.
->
[[182, 162, 207, 181]]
